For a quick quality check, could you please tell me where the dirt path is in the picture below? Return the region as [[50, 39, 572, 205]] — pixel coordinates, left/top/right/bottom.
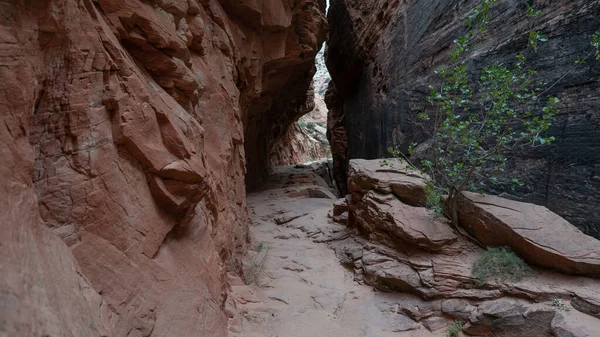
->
[[228, 165, 444, 337]]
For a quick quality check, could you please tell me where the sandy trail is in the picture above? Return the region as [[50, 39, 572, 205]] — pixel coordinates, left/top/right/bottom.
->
[[228, 165, 445, 337]]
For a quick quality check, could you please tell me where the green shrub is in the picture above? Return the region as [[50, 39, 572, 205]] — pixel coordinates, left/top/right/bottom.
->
[[472, 247, 533, 284], [387, 1, 599, 229], [448, 320, 463, 337], [551, 299, 571, 312]]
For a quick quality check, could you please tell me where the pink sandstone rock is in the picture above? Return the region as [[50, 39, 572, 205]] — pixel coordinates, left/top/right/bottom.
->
[[348, 159, 428, 206], [0, 0, 326, 335], [458, 192, 600, 278]]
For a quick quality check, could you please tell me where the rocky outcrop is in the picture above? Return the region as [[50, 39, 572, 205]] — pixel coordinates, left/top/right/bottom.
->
[[328, 159, 600, 336], [1, 0, 325, 335], [348, 159, 428, 206], [347, 160, 456, 251], [352, 190, 457, 251], [345, 159, 600, 278], [326, 0, 600, 237], [458, 192, 600, 278]]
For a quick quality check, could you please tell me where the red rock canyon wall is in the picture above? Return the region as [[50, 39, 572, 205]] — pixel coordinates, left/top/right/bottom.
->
[[0, 0, 325, 335], [269, 87, 330, 166]]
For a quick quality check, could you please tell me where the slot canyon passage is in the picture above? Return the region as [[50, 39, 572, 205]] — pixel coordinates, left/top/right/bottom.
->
[[2, 0, 600, 336]]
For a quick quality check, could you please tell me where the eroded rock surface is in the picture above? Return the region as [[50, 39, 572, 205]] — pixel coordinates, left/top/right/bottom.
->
[[0, 0, 325, 335], [459, 192, 600, 278], [347, 159, 456, 252], [269, 89, 331, 167], [349, 159, 428, 206], [329, 159, 600, 336], [326, 0, 600, 237], [233, 165, 446, 337]]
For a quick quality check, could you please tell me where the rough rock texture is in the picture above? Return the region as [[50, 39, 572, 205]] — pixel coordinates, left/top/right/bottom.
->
[[326, 0, 600, 237], [0, 142, 111, 336], [269, 89, 330, 167], [1, 0, 325, 335], [328, 159, 600, 336], [572, 294, 600, 320], [242, 1, 328, 189], [458, 192, 600, 278], [463, 299, 555, 336], [325, 80, 348, 194], [348, 159, 428, 206], [347, 159, 456, 251], [352, 190, 457, 252]]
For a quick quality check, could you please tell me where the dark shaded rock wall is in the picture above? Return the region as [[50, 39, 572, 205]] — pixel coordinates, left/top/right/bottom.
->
[[326, 0, 600, 237]]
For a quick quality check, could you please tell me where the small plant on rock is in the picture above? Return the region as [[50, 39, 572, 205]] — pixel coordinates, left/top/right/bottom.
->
[[472, 246, 533, 285], [254, 241, 265, 252], [244, 244, 269, 285], [448, 320, 463, 337], [551, 299, 571, 312]]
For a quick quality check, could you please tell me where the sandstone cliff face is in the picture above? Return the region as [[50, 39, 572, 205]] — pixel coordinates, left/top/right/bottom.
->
[[0, 0, 325, 335], [270, 89, 330, 166], [240, 0, 328, 189], [326, 0, 600, 236]]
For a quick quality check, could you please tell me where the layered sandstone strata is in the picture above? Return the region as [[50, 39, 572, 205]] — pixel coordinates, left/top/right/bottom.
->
[[0, 0, 325, 335], [269, 89, 331, 167], [326, 0, 600, 237], [329, 158, 600, 336]]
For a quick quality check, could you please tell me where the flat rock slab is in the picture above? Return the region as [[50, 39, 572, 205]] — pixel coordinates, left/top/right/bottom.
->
[[348, 159, 428, 206], [458, 192, 600, 278]]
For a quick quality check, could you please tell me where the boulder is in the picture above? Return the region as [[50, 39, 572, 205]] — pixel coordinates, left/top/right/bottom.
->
[[458, 192, 600, 278], [352, 190, 457, 252], [442, 299, 477, 320], [552, 312, 600, 337], [465, 299, 555, 337], [348, 159, 428, 206]]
